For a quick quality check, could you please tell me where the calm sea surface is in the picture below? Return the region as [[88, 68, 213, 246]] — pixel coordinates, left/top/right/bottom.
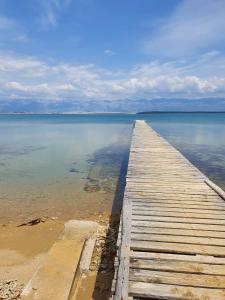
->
[[0, 113, 225, 223]]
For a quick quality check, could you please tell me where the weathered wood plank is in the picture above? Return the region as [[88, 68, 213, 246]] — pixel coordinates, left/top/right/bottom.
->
[[132, 215, 225, 225], [129, 269, 225, 288], [205, 178, 225, 200], [129, 194, 221, 200], [127, 190, 217, 196], [130, 196, 224, 203], [130, 251, 225, 264], [131, 226, 225, 239], [114, 203, 131, 300], [131, 233, 225, 247], [132, 204, 225, 213], [127, 192, 220, 200], [131, 220, 225, 231], [130, 258, 225, 275], [129, 282, 225, 299], [131, 240, 225, 256], [132, 209, 225, 220]]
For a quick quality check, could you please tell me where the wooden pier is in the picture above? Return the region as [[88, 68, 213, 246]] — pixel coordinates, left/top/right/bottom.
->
[[111, 120, 225, 300]]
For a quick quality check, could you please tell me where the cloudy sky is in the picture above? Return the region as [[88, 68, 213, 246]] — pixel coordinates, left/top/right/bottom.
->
[[0, 0, 225, 110]]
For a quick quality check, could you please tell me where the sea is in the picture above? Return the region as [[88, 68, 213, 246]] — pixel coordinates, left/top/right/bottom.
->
[[0, 113, 225, 223]]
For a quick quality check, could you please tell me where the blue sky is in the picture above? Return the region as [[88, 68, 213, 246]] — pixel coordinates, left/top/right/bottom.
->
[[0, 0, 225, 109]]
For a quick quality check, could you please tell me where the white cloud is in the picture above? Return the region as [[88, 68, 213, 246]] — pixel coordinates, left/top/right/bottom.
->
[[144, 0, 225, 57], [0, 15, 29, 43], [104, 49, 116, 56], [0, 16, 14, 29], [39, 0, 71, 30], [0, 52, 225, 102], [13, 34, 29, 43]]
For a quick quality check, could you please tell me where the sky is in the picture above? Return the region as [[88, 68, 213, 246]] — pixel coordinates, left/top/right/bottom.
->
[[0, 0, 225, 111]]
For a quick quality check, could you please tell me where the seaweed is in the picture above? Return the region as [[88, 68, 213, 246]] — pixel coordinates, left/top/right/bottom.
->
[[84, 141, 129, 193]]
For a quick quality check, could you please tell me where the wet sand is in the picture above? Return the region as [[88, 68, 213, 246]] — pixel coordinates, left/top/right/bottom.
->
[[0, 220, 64, 286], [0, 211, 118, 299], [0, 184, 115, 225]]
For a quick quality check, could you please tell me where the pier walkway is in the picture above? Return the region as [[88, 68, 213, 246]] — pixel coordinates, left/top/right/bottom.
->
[[111, 120, 225, 300]]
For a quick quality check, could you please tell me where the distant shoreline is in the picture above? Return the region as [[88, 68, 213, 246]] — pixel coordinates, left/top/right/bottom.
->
[[0, 111, 225, 115], [137, 111, 225, 114]]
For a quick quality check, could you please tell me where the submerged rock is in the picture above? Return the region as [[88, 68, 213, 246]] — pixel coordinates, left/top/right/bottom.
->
[[0, 145, 46, 157], [84, 141, 129, 194], [84, 179, 101, 192], [69, 167, 79, 173]]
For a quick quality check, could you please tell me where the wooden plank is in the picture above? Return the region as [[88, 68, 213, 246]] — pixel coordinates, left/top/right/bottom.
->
[[132, 209, 225, 220], [128, 188, 215, 195], [126, 171, 204, 176], [131, 240, 225, 256], [129, 282, 225, 299], [127, 184, 213, 191], [127, 180, 206, 186], [127, 190, 217, 196], [129, 180, 205, 185], [127, 173, 205, 179], [132, 215, 225, 225], [114, 202, 131, 300], [129, 269, 225, 288], [131, 202, 225, 211], [130, 251, 225, 264], [127, 168, 203, 173], [131, 197, 221, 204], [132, 220, 225, 232], [131, 226, 225, 239], [127, 175, 205, 180], [130, 258, 225, 275], [131, 200, 225, 208], [205, 178, 225, 200], [129, 194, 221, 200], [132, 204, 225, 213], [127, 169, 202, 174], [131, 233, 225, 247], [114, 149, 133, 300], [127, 194, 221, 201]]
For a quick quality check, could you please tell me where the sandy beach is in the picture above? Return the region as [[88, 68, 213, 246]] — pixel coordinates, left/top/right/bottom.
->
[[0, 208, 119, 300], [0, 219, 64, 299]]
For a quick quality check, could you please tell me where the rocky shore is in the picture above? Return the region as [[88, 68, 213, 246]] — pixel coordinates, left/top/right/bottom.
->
[[0, 280, 23, 300]]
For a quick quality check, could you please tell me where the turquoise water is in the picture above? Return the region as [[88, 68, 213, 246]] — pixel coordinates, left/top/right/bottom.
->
[[0, 113, 225, 223]]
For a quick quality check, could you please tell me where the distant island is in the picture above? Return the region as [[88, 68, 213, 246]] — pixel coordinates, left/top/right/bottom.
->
[[0, 98, 225, 114], [137, 111, 225, 114]]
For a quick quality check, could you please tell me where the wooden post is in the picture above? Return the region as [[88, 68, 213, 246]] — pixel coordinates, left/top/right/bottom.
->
[[114, 196, 131, 300]]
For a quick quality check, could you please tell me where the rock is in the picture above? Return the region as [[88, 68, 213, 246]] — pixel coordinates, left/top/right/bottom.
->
[[69, 167, 79, 173], [0, 280, 23, 299], [84, 182, 101, 192], [17, 217, 45, 227]]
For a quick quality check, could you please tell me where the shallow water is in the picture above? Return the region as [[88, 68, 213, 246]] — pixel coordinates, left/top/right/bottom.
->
[[0, 113, 225, 223]]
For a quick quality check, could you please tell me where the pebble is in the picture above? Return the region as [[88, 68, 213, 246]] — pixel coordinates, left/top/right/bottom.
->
[[0, 280, 23, 300]]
